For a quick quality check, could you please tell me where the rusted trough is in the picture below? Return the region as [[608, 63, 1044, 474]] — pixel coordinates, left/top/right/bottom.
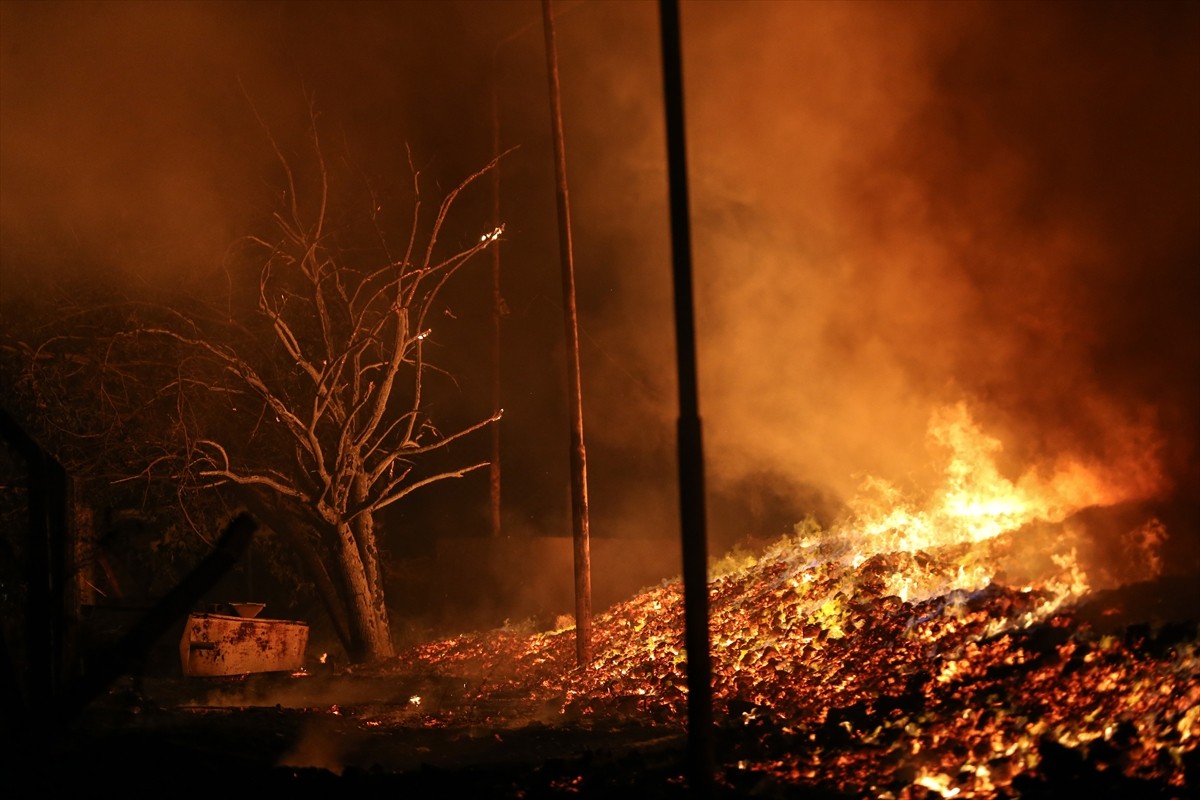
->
[[180, 604, 308, 677]]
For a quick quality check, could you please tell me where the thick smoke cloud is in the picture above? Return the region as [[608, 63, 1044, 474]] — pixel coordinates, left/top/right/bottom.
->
[[3, 1, 1197, 577], [549, 1, 1199, 558], [675, 1, 1200, 512]]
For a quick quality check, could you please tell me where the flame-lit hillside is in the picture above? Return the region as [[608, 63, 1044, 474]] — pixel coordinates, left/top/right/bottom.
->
[[349, 406, 1198, 797]]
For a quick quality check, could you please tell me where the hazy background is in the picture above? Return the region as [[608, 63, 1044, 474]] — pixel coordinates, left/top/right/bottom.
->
[[3, 0, 1198, 585]]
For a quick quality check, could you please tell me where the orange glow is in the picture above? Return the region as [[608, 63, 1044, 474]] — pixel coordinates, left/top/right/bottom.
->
[[845, 402, 1158, 558], [341, 400, 1192, 797]]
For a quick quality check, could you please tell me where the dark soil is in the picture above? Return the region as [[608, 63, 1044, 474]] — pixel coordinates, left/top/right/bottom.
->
[[11, 651, 1193, 799], [14, 672, 721, 800]]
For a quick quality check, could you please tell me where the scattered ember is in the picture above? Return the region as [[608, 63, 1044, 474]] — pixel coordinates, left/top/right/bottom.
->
[[345, 407, 1197, 797], [350, 529, 1196, 797]]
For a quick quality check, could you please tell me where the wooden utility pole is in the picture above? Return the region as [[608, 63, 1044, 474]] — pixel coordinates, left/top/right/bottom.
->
[[541, 0, 592, 666], [489, 47, 504, 540], [659, 0, 715, 794], [487, 13, 541, 541]]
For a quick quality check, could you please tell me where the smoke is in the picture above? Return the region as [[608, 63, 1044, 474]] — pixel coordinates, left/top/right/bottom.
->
[[1, 1, 270, 291], [0, 0, 508, 291], [3, 1, 1197, 576], [677, 1, 1198, 504], [565, 1, 1199, 555]]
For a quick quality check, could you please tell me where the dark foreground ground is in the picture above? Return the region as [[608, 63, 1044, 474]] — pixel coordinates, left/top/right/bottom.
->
[[10, 534, 1197, 799], [12, 673, 715, 800], [13, 669, 1190, 800]]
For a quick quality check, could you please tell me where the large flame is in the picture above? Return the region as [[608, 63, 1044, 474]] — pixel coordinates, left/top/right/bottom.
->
[[752, 401, 1171, 613], [845, 401, 1150, 555]]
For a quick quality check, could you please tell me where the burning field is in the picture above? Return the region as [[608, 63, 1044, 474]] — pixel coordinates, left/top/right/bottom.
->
[[338, 404, 1198, 798]]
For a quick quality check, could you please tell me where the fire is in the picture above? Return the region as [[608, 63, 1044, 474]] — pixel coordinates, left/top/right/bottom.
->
[[848, 402, 1141, 559], [341, 403, 1194, 797]]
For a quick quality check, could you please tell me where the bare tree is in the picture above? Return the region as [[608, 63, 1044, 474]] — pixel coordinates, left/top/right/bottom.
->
[[8, 114, 510, 664]]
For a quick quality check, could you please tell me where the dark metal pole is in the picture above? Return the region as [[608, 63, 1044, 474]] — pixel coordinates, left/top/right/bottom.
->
[[658, 0, 715, 795], [542, 0, 593, 666]]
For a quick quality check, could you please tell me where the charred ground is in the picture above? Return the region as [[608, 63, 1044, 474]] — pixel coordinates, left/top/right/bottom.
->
[[21, 523, 1200, 800]]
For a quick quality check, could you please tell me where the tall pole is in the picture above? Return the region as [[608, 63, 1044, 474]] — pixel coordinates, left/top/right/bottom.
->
[[489, 49, 503, 540], [488, 12, 544, 540], [659, 0, 715, 795], [542, 0, 592, 666]]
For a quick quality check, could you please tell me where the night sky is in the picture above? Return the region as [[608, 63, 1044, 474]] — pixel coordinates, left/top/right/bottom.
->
[[2, 1, 1198, 570]]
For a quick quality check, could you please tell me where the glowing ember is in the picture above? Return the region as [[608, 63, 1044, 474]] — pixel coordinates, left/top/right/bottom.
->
[[344, 406, 1195, 797]]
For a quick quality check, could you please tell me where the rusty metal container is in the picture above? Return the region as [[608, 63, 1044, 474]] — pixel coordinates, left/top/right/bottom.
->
[[180, 607, 309, 677]]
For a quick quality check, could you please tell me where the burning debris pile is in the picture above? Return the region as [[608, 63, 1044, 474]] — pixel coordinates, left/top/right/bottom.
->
[[351, 406, 1197, 798], [354, 536, 1197, 797]]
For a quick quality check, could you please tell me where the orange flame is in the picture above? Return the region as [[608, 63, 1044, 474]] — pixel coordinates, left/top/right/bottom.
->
[[843, 401, 1160, 553]]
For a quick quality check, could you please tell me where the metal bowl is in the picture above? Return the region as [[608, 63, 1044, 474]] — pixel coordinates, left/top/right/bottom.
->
[[226, 602, 266, 618]]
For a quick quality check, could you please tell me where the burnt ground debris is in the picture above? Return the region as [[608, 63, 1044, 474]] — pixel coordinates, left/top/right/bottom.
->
[[33, 680, 698, 799], [7, 506, 1197, 799], [24, 672, 1196, 800], [19, 576, 1200, 800]]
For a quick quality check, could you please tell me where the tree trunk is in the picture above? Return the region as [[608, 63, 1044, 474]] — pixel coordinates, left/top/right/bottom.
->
[[336, 515, 393, 662]]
